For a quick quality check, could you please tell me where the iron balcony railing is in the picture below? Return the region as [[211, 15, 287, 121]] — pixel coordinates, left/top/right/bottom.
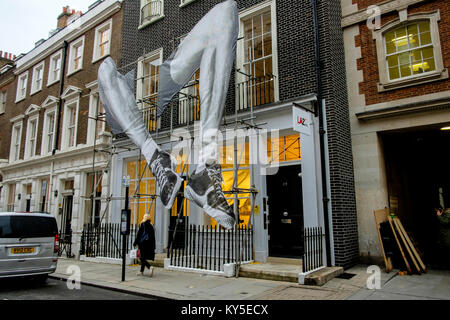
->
[[236, 74, 275, 111], [141, 0, 163, 25], [168, 224, 253, 272], [80, 223, 139, 259], [302, 226, 325, 273], [134, 74, 275, 134]]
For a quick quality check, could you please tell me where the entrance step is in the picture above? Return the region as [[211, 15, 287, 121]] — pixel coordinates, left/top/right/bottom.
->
[[303, 267, 344, 286], [238, 261, 302, 283], [267, 257, 302, 265]]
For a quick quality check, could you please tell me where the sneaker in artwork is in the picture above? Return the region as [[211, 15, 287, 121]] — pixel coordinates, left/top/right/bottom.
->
[[184, 163, 235, 229], [150, 149, 183, 209]]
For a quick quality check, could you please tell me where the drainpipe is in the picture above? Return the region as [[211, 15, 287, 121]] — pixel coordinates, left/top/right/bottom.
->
[[311, 0, 332, 266], [53, 40, 68, 156]]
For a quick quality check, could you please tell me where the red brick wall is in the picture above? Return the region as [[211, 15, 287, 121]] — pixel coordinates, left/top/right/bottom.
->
[[2, 6, 123, 161], [354, 0, 450, 106]]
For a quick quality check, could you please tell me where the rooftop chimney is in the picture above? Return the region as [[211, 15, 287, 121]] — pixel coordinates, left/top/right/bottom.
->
[[57, 6, 73, 29]]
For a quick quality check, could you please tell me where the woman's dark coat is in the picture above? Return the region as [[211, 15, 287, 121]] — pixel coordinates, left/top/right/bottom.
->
[[133, 220, 155, 261]]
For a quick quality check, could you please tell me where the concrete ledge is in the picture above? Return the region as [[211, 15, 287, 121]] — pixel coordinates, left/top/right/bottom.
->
[[303, 267, 344, 286]]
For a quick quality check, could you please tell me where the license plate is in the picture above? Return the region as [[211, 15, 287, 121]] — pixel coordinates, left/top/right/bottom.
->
[[11, 247, 35, 254]]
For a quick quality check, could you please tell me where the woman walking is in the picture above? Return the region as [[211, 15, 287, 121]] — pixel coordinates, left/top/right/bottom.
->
[[133, 214, 156, 276]]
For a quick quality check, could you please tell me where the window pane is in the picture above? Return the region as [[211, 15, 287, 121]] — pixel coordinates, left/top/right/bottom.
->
[[423, 58, 436, 72], [418, 21, 430, 33], [252, 15, 262, 37], [389, 66, 400, 80], [422, 46, 434, 59], [396, 28, 408, 51], [262, 12, 271, 34], [387, 55, 398, 68], [385, 30, 396, 54], [420, 31, 431, 46], [411, 49, 422, 63], [412, 62, 424, 75], [398, 52, 410, 65], [400, 64, 412, 77], [253, 36, 263, 60], [263, 33, 272, 57], [407, 24, 419, 48]]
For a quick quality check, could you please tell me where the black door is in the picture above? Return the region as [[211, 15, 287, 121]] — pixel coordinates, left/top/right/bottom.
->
[[267, 165, 304, 258], [61, 195, 73, 235], [168, 182, 187, 250]]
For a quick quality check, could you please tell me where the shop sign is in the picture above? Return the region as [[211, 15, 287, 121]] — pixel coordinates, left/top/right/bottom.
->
[[292, 106, 312, 136]]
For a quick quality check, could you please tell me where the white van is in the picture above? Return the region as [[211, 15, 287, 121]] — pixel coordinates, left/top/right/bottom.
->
[[0, 212, 59, 281]]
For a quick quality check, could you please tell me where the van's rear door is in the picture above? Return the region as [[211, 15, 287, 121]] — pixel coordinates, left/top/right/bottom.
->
[[0, 215, 58, 273]]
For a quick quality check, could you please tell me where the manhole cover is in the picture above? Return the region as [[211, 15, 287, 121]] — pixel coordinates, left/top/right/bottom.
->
[[336, 272, 356, 279]]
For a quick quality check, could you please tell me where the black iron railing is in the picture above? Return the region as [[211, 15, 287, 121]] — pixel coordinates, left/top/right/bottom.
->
[[302, 227, 325, 273], [140, 0, 162, 25], [169, 224, 253, 272], [79, 223, 139, 259], [58, 231, 74, 258], [236, 74, 275, 111]]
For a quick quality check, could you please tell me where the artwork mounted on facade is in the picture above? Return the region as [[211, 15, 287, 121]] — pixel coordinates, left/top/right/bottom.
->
[[98, 0, 238, 229]]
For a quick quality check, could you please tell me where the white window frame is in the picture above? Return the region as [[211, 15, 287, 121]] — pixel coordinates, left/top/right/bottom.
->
[[16, 71, 28, 102], [373, 10, 447, 92], [67, 36, 85, 76], [47, 50, 63, 86], [236, 0, 279, 110], [136, 48, 163, 130], [87, 83, 106, 145], [24, 114, 39, 159], [62, 98, 79, 150], [41, 107, 57, 156], [10, 120, 23, 162], [0, 90, 6, 114], [179, 0, 197, 8], [30, 61, 45, 95], [92, 19, 113, 63], [139, 0, 165, 29]]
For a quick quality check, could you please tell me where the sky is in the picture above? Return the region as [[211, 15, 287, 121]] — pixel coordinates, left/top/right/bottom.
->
[[0, 0, 97, 57]]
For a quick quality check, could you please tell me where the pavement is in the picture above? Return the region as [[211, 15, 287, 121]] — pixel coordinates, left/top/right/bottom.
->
[[49, 258, 450, 300]]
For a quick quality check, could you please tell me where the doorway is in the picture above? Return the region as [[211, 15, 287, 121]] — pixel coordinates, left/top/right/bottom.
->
[[61, 195, 73, 236], [266, 164, 304, 258], [382, 125, 450, 268]]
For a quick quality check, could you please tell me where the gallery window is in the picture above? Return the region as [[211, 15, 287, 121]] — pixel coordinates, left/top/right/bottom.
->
[[237, 2, 278, 110], [25, 116, 39, 158], [68, 36, 85, 75], [48, 51, 62, 86], [30, 61, 45, 95], [42, 109, 56, 155], [62, 99, 78, 149], [0, 91, 6, 114], [93, 19, 112, 62], [127, 160, 156, 225], [16, 72, 28, 102], [137, 49, 162, 132], [373, 11, 447, 91], [139, 0, 164, 29], [10, 121, 22, 162]]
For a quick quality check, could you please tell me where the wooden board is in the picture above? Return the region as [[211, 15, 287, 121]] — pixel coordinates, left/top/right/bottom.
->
[[373, 208, 393, 272], [392, 218, 421, 274], [387, 216, 411, 274], [394, 217, 427, 273]]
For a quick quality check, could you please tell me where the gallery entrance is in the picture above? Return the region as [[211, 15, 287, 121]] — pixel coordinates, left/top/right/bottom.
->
[[382, 124, 450, 268], [266, 164, 304, 258]]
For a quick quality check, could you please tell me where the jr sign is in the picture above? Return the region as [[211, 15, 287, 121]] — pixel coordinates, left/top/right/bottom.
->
[[292, 106, 312, 136]]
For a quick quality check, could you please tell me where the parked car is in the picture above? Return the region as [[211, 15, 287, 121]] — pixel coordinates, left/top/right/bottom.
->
[[0, 212, 59, 281]]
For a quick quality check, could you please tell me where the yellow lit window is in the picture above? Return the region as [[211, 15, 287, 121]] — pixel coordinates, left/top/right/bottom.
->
[[267, 133, 301, 164], [385, 21, 435, 80], [127, 160, 156, 225]]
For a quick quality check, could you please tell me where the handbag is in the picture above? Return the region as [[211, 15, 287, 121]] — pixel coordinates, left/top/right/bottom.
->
[[129, 249, 138, 259]]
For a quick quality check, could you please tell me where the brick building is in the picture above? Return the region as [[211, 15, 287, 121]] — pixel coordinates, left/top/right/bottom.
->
[[342, 0, 450, 266], [106, 0, 359, 268], [0, 0, 124, 257], [0, 52, 17, 203]]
